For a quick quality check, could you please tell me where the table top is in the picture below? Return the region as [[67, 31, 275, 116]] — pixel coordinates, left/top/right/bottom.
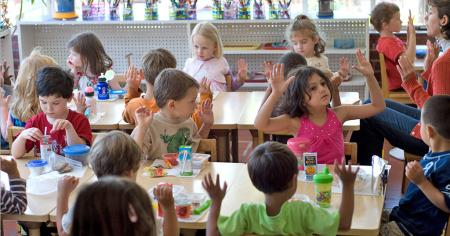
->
[[70, 98, 124, 130]]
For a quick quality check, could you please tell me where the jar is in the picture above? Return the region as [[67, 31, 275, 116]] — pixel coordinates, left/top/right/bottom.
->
[[63, 144, 90, 166]]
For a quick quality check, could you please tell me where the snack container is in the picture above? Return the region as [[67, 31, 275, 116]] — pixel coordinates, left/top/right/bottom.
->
[[63, 144, 90, 166], [304, 152, 317, 181], [26, 160, 48, 176], [175, 201, 192, 218], [163, 153, 179, 166]]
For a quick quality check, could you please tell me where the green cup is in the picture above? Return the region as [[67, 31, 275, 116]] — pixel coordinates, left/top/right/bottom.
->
[[313, 167, 333, 208]]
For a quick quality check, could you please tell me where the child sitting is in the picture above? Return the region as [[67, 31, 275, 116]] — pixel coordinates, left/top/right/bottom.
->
[[132, 69, 213, 159], [380, 95, 450, 236], [371, 2, 416, 91], [57, 130, 178, 236], [0, 157, 27, 214], [122, 48, 212, 129], [203, 141, 358, 235], [11, 67, 92, 158], [70, 176, 167, 236]]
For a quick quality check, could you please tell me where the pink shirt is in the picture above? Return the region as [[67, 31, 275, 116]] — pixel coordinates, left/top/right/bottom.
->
[[183, 57, 230, 92], [296, 109, 344, 164]]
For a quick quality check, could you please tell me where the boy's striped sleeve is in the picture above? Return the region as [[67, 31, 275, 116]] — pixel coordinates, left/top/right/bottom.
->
[[1, 178, 27, 214]]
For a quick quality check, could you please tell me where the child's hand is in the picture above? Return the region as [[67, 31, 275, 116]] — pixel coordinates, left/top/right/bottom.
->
[[0, 157, 20, 179], [405, 161, 427, 186], [202, 173, 227, 203], [338, 57, 350, 78], [353, 49, 374, 77], [424, 40, 440, 71], [19, 128, 43, 142], [237, 58, 249, 84], [407, 10, 416, 41], [135, 106, 153, 127], [0, 90, 11, 109], [269, 63, 293, 94], [1, 61, 13, 85], [73, 91, 87, 114], [334, 160, 359, 186], [330, 74, 343, 87], [396, 55, 415, 81], [263, 61, 273, 81], [51, 119, 74, 133], [125, 66, 143, 92], [200, 99, 214, 127], [58, 175, 79, 196], [199, 77, 212, 95], [154, 185, 175, 210]]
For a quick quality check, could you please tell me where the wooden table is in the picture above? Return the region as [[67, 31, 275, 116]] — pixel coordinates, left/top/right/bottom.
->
[[222, 165, 385, 235], [69, 98, 124, 130], [1, 155, 94, 236]]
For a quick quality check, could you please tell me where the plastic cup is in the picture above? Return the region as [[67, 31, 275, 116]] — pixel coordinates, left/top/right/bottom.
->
[[313, 167, 333, 208]]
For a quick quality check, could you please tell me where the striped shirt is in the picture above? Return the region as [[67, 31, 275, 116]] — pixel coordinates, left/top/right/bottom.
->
[[1, 178, 27, 214]]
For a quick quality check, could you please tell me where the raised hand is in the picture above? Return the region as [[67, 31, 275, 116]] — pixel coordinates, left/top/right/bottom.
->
[[269, 63, 293, 94], [73, 91, 87, 114], [202, 173, 227, 203], [396, 55, 415, 81], [353, 49, 374, 77], [200, 99, 214, 127], [338, 57, 350, 78], [0, 90, 11, 110], [407, 10, 416, 42], [135, 106, 153, 127], [0, 157, 20, 178], [125, 65, 143, 92], [334, 160, 359, 186], [199, 77, 212, 95], [263, 61, 273, 81], [154, 184, 175, 210], [424, 40, 440, 71], [237, 58, 249, 84]]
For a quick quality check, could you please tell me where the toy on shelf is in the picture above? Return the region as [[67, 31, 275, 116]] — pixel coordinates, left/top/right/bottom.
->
[[81, 0, 105, 20], [223, 0, 236, 19], [318, 0, 333, 18], [186, 0, 197, 20], [266, 0, 278, 19], [144, 0, 158, 20], [170, 0, 187, 20], [108, 0, 120, 20], [212, 0, 224, 19], [237, 0, 250, 19], [278, 0, 290, 19], [253, 0, 264, 19], [123, 0, 133, 20], [54, 0, 78, 20], [261, 40, 289, 50]]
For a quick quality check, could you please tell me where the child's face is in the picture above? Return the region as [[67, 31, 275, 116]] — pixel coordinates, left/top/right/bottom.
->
[[425, 6, 442, 37], [385, 11, 402, 33], [304, 73, 331, 108], [39, 95, 71, 120], [173, 87, 198, 120], [193, 35, 216, 61], [67, 48, 83, 68], [290, 31, 317, 58]]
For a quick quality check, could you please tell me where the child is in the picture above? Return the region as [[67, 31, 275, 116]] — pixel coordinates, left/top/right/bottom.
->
[[57, 130, 178, 236], [132, 68, 213, 159], [183, 22, 248, 91], [123, 48, 212, 129], [70, 176, 171, 236], [370, 2, 416, 91], [0, 157, 27, 214], [11, 67, 92, 158], [380, 95, 450, 236], [66, 31, 122, 91], [203, 141, 359, 235], [254, 50, 385, 164], [286, 15, 350, 82], [1, 48, 58, 146]]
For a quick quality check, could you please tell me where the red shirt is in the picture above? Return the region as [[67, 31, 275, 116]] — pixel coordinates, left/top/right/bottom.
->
[[376, 36, 405, 91], [24, 110, 92, 154]]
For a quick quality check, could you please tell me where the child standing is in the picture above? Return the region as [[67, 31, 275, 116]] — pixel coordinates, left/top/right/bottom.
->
[[67, 31, 122, 91], [57, 130, 178, 236], [132, 68, 213, 159], [123, 48, 212, 129], [254, 50, 385, 164], [203, 141, 359, 235], [11, 67, 92, 158], [380, 95, 450, 236], [371, 2, 416, 91], [183, 22, 248, 91], [0, 157, 27, 214]]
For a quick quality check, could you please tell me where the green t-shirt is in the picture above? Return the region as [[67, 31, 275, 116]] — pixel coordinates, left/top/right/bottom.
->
[[218, 200, 340, 236]]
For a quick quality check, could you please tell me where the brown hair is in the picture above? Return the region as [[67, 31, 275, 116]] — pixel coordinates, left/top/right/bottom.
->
[[278, 52, 307, 78], [286, 15, 326, 57], [153, 68, 199, 108], [429, 0, 450, 39], [71, 176, 157, 236], [248, 142, 298, 194], [370, 2, 400, 32], [67, 32, 113, 76], [141, 48, 177, 85], [278, 66, 333, 118], [89, 130, 142, 178], [422, 95, 450, 139]]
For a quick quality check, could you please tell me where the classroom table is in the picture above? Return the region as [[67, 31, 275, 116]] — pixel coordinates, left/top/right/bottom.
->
[[222, 164, 385, 236], [69, 98, 124, 130], [1, 155, 94, 236]]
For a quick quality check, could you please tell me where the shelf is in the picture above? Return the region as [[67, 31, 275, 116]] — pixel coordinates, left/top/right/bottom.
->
[[224, 48, 365, 55]]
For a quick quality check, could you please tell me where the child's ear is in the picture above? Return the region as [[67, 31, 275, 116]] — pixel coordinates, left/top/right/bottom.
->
[[167, 99, 176, 110], [426, 124, 437, 139], [441, 15, 449, 27]]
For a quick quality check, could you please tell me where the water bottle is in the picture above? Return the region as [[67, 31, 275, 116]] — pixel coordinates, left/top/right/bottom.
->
[[97, 73, 109, 100], [178, 146, 193, 176], [84, 86, 97, 116]]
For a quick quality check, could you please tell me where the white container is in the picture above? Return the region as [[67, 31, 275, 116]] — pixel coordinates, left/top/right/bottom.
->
[[26, 160, 48, 177]]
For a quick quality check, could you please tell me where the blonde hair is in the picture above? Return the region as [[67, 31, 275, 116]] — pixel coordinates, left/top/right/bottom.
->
[[10, 48, 58, 122], [191, 22, 224, 58], [285, 15, 326, 57]]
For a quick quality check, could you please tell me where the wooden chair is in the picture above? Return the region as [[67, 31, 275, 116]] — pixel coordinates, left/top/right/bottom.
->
[[401, 152, 422, 193], [197, 139, 217, 162], [379, 53, 413, 104]]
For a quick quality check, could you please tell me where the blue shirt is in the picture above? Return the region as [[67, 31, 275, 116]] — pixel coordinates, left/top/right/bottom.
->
[[390, 151, 450, 236]]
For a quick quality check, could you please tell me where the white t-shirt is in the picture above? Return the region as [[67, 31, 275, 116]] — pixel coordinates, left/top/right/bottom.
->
[[305, 55, 334, 78]]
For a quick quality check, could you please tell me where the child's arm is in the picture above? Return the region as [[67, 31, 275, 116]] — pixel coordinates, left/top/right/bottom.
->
[[406, 161, 450, 213], [330, 75, 342, 107], [254, 64, 296, 134], [259, 61, 274, 109], [335, 49, 385, 122], [130, 106, 153, 149], [154, 185, 179, 236], [334, 161, 359, 230], [52, 120, 86, 145], [404, 11, 417, 63], [202, 173, 228, 236], [56, 176, 79, 236], [0, 157, 27, 214], [225, 74, 233, 91], [0, 91, 11, 139], [11, 128, 43, 158], [197, 99, 214, 139], [73, 92, 87, 115]]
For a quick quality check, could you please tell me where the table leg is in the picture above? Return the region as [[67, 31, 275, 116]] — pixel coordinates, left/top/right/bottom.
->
[[212, 130, 230, 162], [231, 129, 238, 163], [20, 222, 42, 236], [249, 129, 259, 148], [181, 229, 197, 236]]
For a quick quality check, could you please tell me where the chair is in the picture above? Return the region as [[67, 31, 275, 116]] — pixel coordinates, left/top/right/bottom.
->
[[401, 152, 422, 193], [197, 139, 217, 162], [7, 126, 24, 150], [379, 53, 413, 104]]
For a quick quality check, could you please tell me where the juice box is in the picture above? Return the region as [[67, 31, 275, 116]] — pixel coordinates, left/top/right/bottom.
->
[[303, 152, 317, 181]]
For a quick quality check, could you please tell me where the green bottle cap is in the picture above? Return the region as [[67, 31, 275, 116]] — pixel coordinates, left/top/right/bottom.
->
[[313, 167, 333, 184]]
